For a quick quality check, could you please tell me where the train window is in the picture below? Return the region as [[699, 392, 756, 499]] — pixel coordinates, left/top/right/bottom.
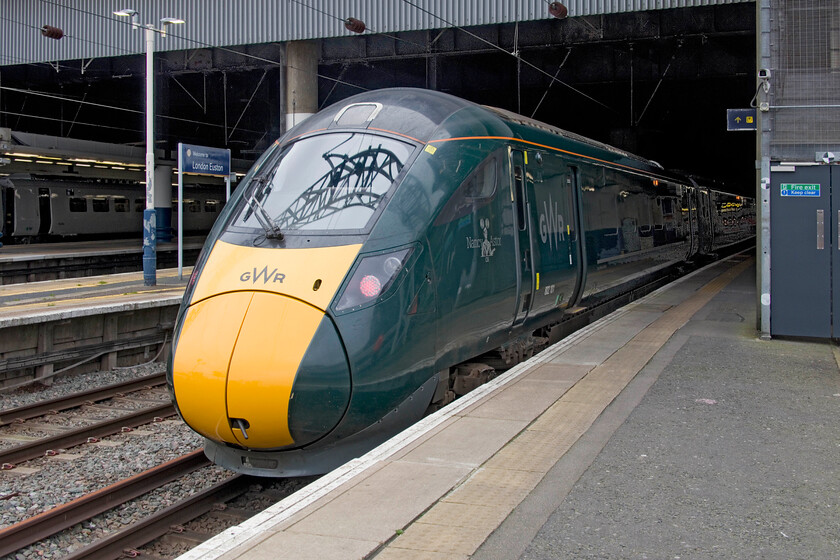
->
[[187, 200, 201, 213], [92, 198, 109, 212], [463, 158, 497, 199], [69, 198, 87, 212], [205, 200, 219, 212], [433, 156, 498, 226], [135, 199, 144, 212], [114, 197, 129, 212], [232, 131, 414, 232]]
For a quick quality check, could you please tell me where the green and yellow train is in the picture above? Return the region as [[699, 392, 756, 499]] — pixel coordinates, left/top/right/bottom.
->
[[167, 88, 755, 476]]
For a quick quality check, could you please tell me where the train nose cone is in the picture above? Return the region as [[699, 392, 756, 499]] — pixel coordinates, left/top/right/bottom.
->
[[172, 291, 351, 449]]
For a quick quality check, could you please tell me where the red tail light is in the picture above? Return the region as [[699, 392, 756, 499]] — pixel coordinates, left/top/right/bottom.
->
[[359, 275, 382, 298], [335, 248, 412, 312]]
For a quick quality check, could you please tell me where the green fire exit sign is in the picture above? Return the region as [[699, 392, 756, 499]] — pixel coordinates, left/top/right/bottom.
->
[[780, 183, 820, 197]]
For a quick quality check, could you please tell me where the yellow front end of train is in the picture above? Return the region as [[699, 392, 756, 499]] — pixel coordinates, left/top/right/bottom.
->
[[171, 240, 361, 449]]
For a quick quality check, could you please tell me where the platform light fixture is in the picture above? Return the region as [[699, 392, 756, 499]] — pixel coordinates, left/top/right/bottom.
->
[[112, 8, 185, 286], [159, 17, 185, 37], [113, 8, 139, 29]]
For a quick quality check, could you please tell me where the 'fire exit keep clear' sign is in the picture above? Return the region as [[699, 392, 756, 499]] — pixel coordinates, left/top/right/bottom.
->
[[780, 183, 821, 197]]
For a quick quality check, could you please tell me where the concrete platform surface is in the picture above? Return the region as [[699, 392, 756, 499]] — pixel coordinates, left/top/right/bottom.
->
[[169, 251, 839, 560], [0, 267, 189, 327]]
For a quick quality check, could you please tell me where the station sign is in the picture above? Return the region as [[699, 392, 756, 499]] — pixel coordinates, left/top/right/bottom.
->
[[179, 143, 230, 176], [176, 142, 233, 281], [780, 183, 820, 197], [726, 108, 757, 131]]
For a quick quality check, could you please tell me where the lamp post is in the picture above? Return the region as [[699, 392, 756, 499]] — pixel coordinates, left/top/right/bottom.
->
[[114, 9, 184, 286]]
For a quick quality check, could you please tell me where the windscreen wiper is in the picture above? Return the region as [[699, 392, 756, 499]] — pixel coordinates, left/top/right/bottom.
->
[[244, 189, 284, 240]]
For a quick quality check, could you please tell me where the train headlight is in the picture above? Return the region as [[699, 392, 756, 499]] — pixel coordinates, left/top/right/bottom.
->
[[336, 248, 412, 312]]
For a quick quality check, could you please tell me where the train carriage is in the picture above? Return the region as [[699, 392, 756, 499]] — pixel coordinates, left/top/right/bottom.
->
[[167, 88, 754, 477], [0, 176, 224, 243]]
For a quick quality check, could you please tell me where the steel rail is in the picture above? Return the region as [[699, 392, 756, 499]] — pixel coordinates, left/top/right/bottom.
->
[[64, 474, 253, 560], [0, 450, 210, 558], [0, 402, 175, 467], [0, 372, 166, 426]]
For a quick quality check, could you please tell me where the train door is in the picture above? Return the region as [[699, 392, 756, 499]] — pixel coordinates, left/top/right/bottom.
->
[[2, 186, 12, 239], [511, 149, 536, 324], [11, 184, 38, 238], [682, 184, 699, 257], [521, 156, 583, 317], [38, 188, 52, 236], [695, 188, 713, 253], [561, 166, 586, 307]]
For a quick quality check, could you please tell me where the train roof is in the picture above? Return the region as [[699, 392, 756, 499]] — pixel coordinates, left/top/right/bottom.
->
[[482, 106, 664, 172], [287, 88, 677, 181], [285, 88, 476, 145]]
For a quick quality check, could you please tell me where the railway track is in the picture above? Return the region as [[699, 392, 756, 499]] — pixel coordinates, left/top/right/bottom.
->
[[0, 450, 212, 557], [0, 373, 171, 469], [1, 449, 314, 559], [0, 372, 166, 426], [0, 369, 316, 559]]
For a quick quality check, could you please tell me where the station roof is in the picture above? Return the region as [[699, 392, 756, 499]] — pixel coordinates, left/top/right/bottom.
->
[[3, 0, 751, 67]]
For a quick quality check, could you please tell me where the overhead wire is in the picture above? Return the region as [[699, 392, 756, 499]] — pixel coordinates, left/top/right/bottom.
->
[[34, 0, 368, 93], [286, 0, 428, 52], [0, 109, 141, 133], [0, 85, 266, 135], [0, 13, 135, 57], [10, 0, 617, 132], [398, 0, 617, 113]]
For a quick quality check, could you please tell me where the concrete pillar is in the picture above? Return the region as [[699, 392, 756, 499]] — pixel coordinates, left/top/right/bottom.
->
[[285, 40, 320, 130], [154, 165, 173, 242]]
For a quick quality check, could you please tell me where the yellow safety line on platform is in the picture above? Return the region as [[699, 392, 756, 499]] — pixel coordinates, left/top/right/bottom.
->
[[376, 257, 754, 559], [0, 269, 191, 298], [0, 288, 185, 314]]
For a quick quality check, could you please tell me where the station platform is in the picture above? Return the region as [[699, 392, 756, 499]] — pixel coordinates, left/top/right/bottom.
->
[[177, 251, 840, 560], [0, 236, 205, 262], [0, 237, 205, 285], [0, 267, 188, 326], [0, 266, 189, 389]]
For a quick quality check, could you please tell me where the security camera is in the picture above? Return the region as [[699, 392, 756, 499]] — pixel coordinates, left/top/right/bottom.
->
[[758, 68, 771, 80]]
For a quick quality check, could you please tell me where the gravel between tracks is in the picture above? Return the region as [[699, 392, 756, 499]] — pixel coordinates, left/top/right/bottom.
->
[[0, 363, 235, 558]]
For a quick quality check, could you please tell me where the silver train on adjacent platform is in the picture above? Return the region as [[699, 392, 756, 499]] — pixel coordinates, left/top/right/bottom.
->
[[0, 176, 224, 243]]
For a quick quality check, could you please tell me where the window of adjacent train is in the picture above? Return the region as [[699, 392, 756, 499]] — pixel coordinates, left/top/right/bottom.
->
[[114, 198, 129, 212], [69, 198, 87, 212], [135, 199, 144, 212], [92, 198, 109, 212], [232, 132, 414, 232], [205, 200, 219, 212]]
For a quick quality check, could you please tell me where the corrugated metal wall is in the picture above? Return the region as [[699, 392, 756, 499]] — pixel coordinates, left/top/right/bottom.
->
[[2, 0, 750, 66], [769, 0, 840, 159]]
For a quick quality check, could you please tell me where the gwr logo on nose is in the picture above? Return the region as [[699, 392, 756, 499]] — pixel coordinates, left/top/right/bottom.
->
[[240, 267, 286, 284]]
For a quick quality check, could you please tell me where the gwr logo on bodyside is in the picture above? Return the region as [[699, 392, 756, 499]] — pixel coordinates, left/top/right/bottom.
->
[[240, 266, 286, 284], [539, 194, 566, 250]]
